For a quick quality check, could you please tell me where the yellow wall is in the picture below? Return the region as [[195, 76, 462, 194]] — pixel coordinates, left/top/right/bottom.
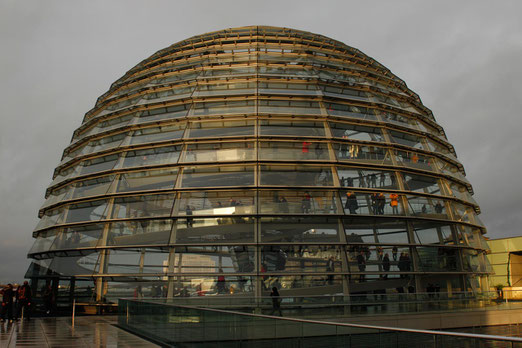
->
[[487, 236, 522, 287]]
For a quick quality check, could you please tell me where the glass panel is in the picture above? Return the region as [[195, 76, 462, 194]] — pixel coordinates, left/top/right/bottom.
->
[[406, 196, 447, 218], [259, 119, 325, 137], [128, 124, 185, 145], [87, 132, 127, 154], [344, 218, 409, 246], [402, 172, 441, 195], [195, 81, 256, 97], [347, 245, 411, 276], [25, 259, 53, 278], [34, 207, 66, 231], [446, 181, 475, 202], [417, 120, 442, 137], [107, 220, 172, 246], [258, 81, 320, 96], [416, 247, 459, 271], [104, 280, 142, 302], [259, 65, 313, 77], [28, 229, 59, 254], [462, 249, 486, 272], [41, 185, 74, 209], [110, 194, 175, 219], [337, 167, 397, 189], [437, 160, 467, 182], [319, 85, 369, 101], [188, 120, 255, 138], [260, 165, 334, 186], [48, 253, 100, 275], [137, 104, 190, 123], [388, 130, 425, 149], [394, 150, 435, 172], [141, 249, 170, 275], [79, 154, 120, 175], [51, 224, 104, 250], [116, 169, 178, 193], [381, 112, 418, 129], [258, 141, 330, 161], [334, 143, 392, 165], [182, 142, 255, 163], [325, 103, 376, 120], [174, 217, 255, 244], [71, 175, 114, 199], [341, 191, 405, 216], [139, 85, 194, 103], [181, 165, 254, 188], [452, 202, 476, 224], [62, 143, 89, 162], [261, 245, 342, 274], [173, 246, 256, 275], [459, 225, 488, 250], [277, 275, 343, 292], [65, 199, 109, 223], [259, 190, 340, 214], [260, 217, 340, 243], [51, 166, 79, 187], [412, 221, 455, 245], [171, 276, 255, 296], [259, 100, 321, 115], [105, 250, 142, 274], [203, 66, 256, 77], [193, 100, 255, 116], [81, 113, 134, 139], [177, 190, 255, 216], [122, 146, 180, 168], [426, 138, 453, 157], [329, 122, 384, 142]]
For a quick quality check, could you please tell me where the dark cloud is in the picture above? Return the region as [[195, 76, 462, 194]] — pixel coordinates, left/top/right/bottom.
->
[[1, 0, 520, 282]]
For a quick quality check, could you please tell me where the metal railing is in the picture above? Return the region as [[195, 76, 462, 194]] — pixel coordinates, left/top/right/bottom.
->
[[118, 299, 522, 347], [114, 291, 515, 318]]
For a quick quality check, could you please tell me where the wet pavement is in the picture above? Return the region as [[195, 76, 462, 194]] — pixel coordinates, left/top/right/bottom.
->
[[0, 316, 159, 347]]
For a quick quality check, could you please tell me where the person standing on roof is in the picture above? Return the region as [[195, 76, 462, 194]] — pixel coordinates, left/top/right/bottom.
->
[[389, 193, 399, 214], [1, 284, 15, 322], [269, 287, 283, 316]]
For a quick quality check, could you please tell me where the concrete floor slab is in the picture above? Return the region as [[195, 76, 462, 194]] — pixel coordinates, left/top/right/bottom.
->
[[0, 316, 159, 348]]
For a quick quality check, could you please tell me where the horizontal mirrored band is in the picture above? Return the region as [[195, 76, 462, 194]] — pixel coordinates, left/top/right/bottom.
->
[[28, 242, 489, 275], [37, 186, 481, 230], [30, 215, 488, 253], [100, 63, 401, 112], [24, 242, 488, 285], [54, 145, 463, 189], [41, 167, 480, 223], [81, 89, 438, 141], [72, 109, 451, 166]]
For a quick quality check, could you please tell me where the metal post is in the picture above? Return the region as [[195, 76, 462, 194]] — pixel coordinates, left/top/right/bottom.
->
[[72, 299, 76, 328]]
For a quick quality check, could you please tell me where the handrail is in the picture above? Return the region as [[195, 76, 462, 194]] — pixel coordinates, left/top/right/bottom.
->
[[121, 290, 494, 300], [130, 299, 522, 342]]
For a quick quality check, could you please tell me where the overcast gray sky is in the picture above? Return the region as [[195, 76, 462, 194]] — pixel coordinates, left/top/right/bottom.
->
[[1, 0, 521, 283]]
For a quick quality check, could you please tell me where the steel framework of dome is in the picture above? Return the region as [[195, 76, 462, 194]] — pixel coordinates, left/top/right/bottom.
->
[[26, 26, 491, 302]]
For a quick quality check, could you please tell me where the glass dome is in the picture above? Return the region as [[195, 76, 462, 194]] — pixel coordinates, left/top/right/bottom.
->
[[26, 26, 490, 302]]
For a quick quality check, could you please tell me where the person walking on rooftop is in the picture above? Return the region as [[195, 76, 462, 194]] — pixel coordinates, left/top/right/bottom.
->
[[270, 287, 283, 316], [42, 284, 54, 315], [16, 281, 32, 321]]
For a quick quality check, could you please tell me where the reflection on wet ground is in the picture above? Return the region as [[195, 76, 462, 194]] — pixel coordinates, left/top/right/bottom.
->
[[0, 316, 159, 347]]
